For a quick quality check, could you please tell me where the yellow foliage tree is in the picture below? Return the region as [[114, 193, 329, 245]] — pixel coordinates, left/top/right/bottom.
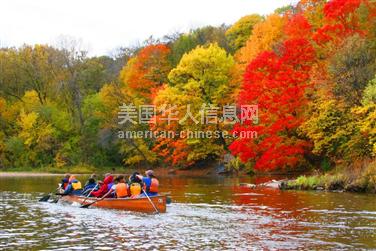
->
[[235, 14, 286, 67], [352, 104, 376, 156], [152, 43, 235, 166]]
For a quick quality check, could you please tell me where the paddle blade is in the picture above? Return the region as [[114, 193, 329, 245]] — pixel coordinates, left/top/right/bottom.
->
[[51, 197, 60, 203], [80, 202, 94, 208], [39, 194, 51, 202]]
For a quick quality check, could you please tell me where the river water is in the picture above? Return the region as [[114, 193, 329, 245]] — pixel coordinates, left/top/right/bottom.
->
[[0, 174, 375, 250]]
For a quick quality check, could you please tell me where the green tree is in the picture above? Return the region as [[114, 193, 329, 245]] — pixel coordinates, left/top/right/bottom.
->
[[169, 25, 231, 66], [362, 75, 376, 105], [330, 34, 376, 106], [225, 14, 263, 51]]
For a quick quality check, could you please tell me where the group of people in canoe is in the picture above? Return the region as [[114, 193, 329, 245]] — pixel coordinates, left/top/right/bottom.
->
[[58, 170, 159, 199]]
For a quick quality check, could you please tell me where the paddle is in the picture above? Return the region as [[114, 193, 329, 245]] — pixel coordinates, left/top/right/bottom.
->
[[142, 188, 160, 214], [51, 197, 60, 203], [80, 183, 99, 206], [51, 192, 69, 203], [80, 197, 103, 208], [39, 186, 60, 202], [39, 194, 51, 202]]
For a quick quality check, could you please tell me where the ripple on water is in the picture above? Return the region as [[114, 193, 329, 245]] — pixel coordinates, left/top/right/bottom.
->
[[0, 191, 375, 250]]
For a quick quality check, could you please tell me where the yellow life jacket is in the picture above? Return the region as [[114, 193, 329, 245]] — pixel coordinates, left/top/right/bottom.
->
[[72, 181, 82, 190], [130, 183, 141, 196]]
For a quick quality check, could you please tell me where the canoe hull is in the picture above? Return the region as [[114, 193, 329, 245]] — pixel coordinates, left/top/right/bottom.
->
[[60, 195, 167, 213]]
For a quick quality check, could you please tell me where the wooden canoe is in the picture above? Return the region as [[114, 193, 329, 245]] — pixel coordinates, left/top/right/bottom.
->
[[60, 195, 167, 213]]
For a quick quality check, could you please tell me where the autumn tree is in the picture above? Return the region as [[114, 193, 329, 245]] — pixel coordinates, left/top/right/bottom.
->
[[230, 38, 316, 171], [152, 43, 235, 166], [168, 25, 231, 66], [1, 90, 75, 168], [120, 44, 171, 103], [354, 76, 376, 156], [0, 45, 65, 104], [0, 48, 28, 101], [301, 99, 355, 161], [225, 14, 263, 51], [235, 14, 286, 68], [299, 0, 375, 166], [98, 83, 158, 167], [330, 34, 376, 106]]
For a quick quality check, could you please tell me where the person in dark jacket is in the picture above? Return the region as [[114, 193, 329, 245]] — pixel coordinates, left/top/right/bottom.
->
[[82, 177, 98, 196], [84, 173, 97, 186]]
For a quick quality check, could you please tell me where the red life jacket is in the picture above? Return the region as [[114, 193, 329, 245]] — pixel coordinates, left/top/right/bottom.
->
[[62, 182, 69, 190], [61, 178, 69, 190]]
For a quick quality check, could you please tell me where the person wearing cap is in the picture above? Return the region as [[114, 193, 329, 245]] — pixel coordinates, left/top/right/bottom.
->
[[137, 170, 159, 197], [60, 174, 71, 191], [63, 175, 83, 195]]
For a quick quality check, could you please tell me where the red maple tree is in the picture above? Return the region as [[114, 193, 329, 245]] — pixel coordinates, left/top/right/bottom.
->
[[229, 38, 316, 171]]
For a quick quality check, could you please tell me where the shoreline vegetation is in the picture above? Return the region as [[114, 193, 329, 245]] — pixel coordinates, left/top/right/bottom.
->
[[282, 160, 376, 194], [0, 162, 222, 177]]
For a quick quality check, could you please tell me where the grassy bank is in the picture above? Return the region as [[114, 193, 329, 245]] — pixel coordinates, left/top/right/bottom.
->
[[283, 160, 376, 193]]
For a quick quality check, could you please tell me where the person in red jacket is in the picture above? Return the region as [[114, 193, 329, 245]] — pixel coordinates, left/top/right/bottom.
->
[[92, 175, 113, 198]]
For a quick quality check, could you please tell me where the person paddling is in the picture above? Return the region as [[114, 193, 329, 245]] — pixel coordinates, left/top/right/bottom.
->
[[82, 176, 97, 196], [59, 174, 71, 192], [98, 175, 129, 199], [137, 170, 159, 197], [91, 174, 113, 198], [63, 175, 83, 195], [112, 175, 129, 198]]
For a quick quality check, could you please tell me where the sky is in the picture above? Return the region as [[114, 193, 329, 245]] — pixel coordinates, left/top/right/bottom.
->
[[0, 0, 295, 56]]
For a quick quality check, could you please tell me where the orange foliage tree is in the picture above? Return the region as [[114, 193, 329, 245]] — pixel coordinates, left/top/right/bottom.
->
[[120, 44, 172, 103]]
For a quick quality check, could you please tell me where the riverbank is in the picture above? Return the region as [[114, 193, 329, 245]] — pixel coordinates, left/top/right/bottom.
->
[[282, 161, 376, 193], [0, 164, 114, 175], [0, 164, 223, 177], [0, 172, 62, 177]]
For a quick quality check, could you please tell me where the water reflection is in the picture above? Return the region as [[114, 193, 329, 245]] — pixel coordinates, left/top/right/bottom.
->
[[0, 175, 375, 250]]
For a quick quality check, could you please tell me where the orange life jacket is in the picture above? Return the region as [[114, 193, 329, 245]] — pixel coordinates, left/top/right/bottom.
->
[[115, 183, 128, 198], [144, 178, 159, 193]]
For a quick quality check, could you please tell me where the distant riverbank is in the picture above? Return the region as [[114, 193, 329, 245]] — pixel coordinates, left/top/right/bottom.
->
[[0, 172, 62, 177], [0, 164, 223, 177]]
